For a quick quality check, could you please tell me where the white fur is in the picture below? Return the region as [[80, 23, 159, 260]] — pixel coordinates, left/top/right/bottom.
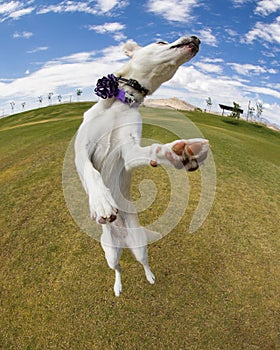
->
[[75, 36, 209, 296]]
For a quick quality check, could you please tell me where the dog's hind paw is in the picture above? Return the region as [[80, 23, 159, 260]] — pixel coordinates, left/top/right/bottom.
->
[[144, 267, 155, 284], [114, 280, 122, 297]]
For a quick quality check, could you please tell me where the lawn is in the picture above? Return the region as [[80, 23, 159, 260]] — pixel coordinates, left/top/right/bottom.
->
[[1, 103, 279, 349]]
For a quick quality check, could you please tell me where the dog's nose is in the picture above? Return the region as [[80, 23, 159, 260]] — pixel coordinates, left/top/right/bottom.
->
[[191, 36, 201, 45]]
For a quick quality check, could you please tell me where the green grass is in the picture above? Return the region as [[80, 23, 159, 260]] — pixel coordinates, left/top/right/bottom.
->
[[1, 103, 280, 349]]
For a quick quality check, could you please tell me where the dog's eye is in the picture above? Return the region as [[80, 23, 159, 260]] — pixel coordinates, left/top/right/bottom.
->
[[156, 41, 168, 45]]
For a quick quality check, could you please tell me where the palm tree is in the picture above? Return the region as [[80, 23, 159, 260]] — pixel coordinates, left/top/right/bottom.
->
[[48, 92, 53, 105], [206, 97, 213, 112], [10, 101, 15, 113], [76, 89, 82, 102], [256, 101, 263, 121], [248, 107, 255, 120], [231, 102, 241, 119], [38, 96, 43, 107]]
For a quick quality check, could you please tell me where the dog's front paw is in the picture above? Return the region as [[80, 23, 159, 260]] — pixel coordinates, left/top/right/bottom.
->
[[170, 138, 209, 171], [89, 187, 118, 224]]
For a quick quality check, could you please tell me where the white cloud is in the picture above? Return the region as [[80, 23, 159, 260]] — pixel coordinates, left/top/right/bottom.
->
[[267, 82, 280, 90], [95, 0, 129, 13], [202, 58, 224, 63], [268, 68, 278, 74], [262, 51, 276, 58], [59, 52, 96, 63], [100, 44, 129, 62], [249, 85, 280, 100], [146, 0, 199, 22], [231, 0, 252, 7], [96, 0, 118, 12], [9, 6, 34, 20], [0, 1, 35, 22], [13, 31, 33, 39], [88, 22, 125, 34], [113, 32, 127, 42], [37, 0, 128, 15], [254, 0, 280, 16], [27, 46, 48, 54], [0, 1, 18, 14], [0, 79, 12, 84], [194, 62, 223, 74], [229, 63, 278, 75], [87, 22, 126, 41], [37, 1, 95, 15], [0, 0, 129, 21], [225, 28, 238, 37], [244, 16, 280, 44], [198, 28, 217, 47], [232, 0, 251, 4]]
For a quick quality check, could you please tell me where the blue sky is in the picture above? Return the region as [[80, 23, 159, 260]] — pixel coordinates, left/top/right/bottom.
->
[[0, 0, 280, 125]]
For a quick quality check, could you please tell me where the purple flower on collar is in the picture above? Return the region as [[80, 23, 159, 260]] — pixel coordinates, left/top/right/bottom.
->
[[94, 74, 120, 99]]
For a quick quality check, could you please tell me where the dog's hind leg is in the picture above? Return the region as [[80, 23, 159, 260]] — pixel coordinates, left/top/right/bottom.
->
[[101, 241, 123, 297], [100, 221, 126, 297], [130, 244, 155, 285], [124, 216, 156, 285]]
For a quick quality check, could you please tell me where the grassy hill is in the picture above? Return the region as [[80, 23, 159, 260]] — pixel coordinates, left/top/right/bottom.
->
[[1, 103, 279, 349]]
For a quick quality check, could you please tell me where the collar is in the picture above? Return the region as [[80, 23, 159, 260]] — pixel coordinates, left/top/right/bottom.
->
[[117, 77, 149, 96], [94, 74, 149, 108]]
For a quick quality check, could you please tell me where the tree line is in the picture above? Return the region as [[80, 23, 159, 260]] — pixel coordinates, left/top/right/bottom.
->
[[7, 89, 83, 115]]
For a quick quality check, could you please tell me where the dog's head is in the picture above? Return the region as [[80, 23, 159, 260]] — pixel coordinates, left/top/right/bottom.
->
[[124, 36, 200, 61], [117, 36, 200, 94]]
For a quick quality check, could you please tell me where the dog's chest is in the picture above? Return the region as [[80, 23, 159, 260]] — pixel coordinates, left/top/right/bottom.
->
[[89, 101, 142, 169]]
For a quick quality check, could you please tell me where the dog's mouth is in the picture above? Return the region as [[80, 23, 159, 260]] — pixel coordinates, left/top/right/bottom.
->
[[170, 37, 200, 54]]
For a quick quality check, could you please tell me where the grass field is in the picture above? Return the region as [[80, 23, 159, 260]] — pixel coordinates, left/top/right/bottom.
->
[[1, 102, 280, 349]]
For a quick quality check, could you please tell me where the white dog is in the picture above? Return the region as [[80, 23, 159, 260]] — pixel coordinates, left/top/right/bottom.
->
[[75, 36, 209, 296]]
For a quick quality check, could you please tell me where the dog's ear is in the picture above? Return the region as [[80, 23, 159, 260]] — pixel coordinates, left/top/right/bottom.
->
[[123, 40, 141, 58]]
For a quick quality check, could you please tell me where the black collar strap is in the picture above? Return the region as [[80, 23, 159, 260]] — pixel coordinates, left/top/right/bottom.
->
[[117, 77, 149, 96]]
